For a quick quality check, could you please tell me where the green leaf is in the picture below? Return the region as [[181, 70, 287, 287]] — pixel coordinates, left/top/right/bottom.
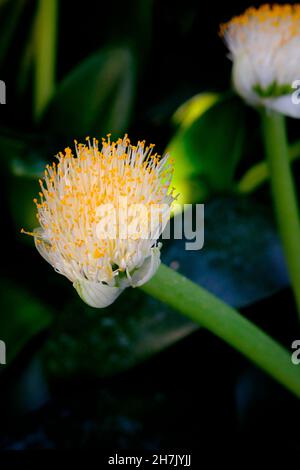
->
[[0, 130, 47, 178], [172, 92, 219, 129], [9, 175, 39, 233], [0, 279, 52, 364], [43, 289, 197, 378], [163, 196, 288, 308], [237, 138, 300, 193], [42, 46, 136, 138], [0, 132, 47, 235], [167, 94, 246, 204]]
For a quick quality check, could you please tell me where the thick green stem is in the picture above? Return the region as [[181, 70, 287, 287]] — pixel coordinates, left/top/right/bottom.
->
[[261, 109, 300, 319], [34, 0, 58, 120], [140, 264, 300, 399]]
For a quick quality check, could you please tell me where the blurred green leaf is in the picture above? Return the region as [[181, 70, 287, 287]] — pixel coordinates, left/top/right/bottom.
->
[[237, 138, 300, 193], [9, 175, 39, 233], [43, 196, 287, 379], [163, 196, 288, 308], [131, 0, 153, 63], [0, 279, 52, 363], [167, 94, 246, 204], [0, 134, 40, 235], [0, 132, 48, 235], [33, 0, 58, 120], [0, 131, 47, 178], [43, 46, 136, 138], [0, 133, 26, 173], [16, 12, 35, 95], [43, 289, 197, 379]]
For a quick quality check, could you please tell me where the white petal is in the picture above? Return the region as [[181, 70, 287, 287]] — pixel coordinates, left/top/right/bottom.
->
[[129, 246, 161, 287], [265, 95, 300, 119], [73, 279, 123, 308]]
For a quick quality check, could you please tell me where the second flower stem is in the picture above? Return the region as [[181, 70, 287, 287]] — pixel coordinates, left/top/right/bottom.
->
[[261, 109, 300, 320]]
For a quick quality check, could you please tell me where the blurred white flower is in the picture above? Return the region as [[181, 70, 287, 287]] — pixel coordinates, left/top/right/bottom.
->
[[22, 135, 174, 308], [220, 4, 300, 117]]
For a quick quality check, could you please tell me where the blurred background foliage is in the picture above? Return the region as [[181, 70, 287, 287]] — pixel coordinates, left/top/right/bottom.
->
[[0, 0, 300, 453]]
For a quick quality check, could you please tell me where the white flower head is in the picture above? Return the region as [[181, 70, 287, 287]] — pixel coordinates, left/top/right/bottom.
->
[[22, 135, 175, 308], [220, 4, 300, 117]]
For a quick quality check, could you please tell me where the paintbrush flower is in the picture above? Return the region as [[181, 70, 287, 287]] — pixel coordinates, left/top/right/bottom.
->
[[22, 135, 174, 307]]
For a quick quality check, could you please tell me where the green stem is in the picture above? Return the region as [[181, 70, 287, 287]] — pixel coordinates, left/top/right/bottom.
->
[[140, 264, 300, 398], [261, 109, 300, 319], [33, 0, 58, 121]]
